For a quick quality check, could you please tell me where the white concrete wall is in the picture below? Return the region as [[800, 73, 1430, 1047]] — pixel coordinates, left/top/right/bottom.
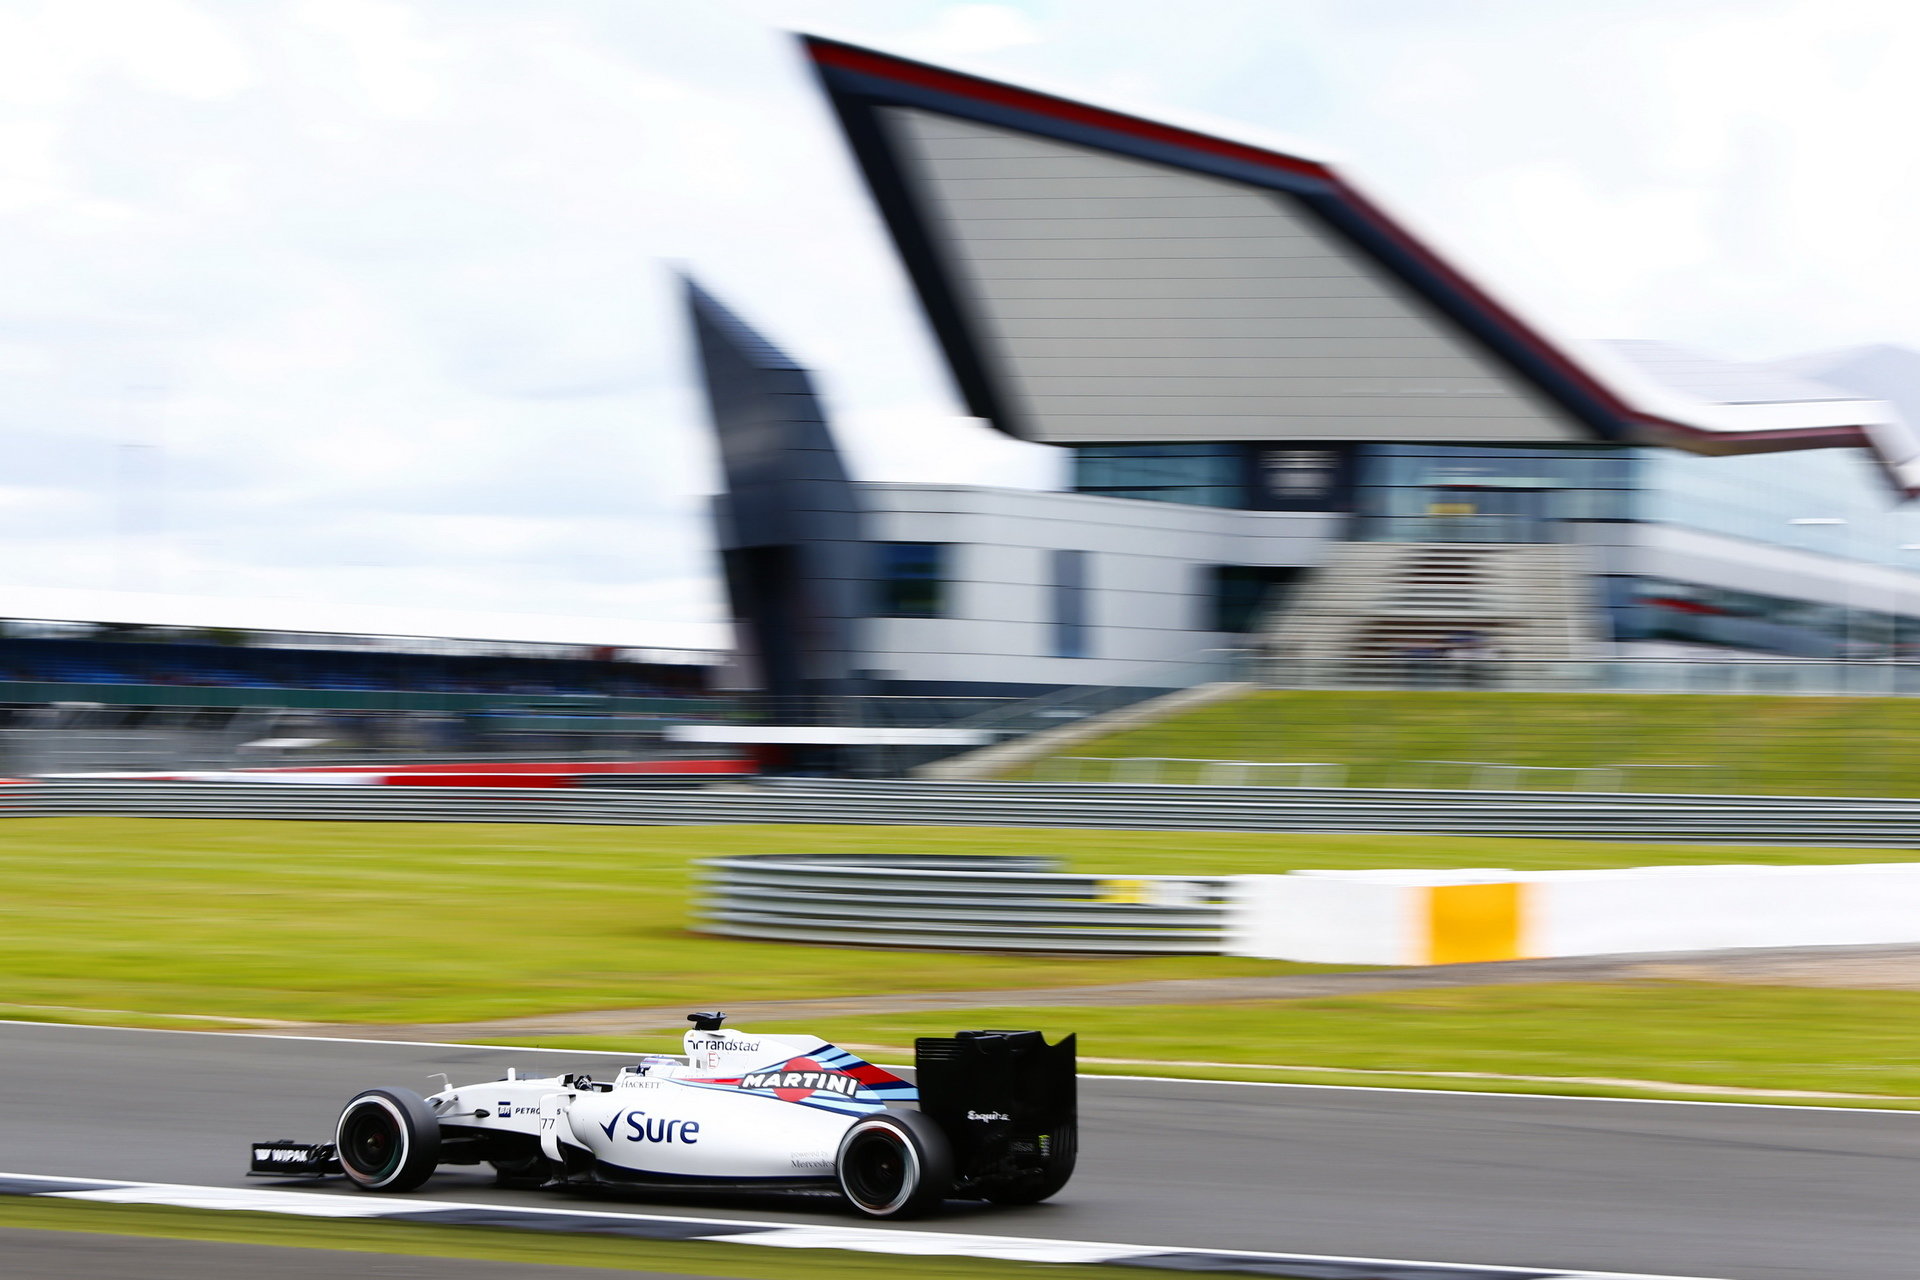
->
[[861, 483, 1340, 688], [1230, 871, 1426, 965], [1228, 864, 1920, 965], [1533, 864, 1920, 955]]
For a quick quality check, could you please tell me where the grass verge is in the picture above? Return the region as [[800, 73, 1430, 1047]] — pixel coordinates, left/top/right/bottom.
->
[[1010, 689, 1920, 797], [484, 982, 1920, 1109], [8, 818, 1912, 1028], [0, 1195, 1179, 1279]]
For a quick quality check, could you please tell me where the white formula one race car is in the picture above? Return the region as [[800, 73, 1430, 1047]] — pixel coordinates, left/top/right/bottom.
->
[[251, 1013, 1076, 1219]]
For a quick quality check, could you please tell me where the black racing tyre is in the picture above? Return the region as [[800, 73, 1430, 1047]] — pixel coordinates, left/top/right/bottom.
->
[[981, 1121, 1077, 1205], [336, 1087, 441, 1192], [489, 1152, 555, 1189], [835, 1110, 953, 1219]]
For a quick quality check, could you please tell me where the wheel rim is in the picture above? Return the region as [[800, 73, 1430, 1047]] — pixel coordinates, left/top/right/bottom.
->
[[842, 1124, 918, 1214], [339, 1099, 405, 1183]]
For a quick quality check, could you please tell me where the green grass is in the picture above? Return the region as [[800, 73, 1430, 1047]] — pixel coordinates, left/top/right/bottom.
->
[[489, 983, 1920, 1108], [8, 818, 1920, 1109], [1013, 690, 1920, 796], [3, 818, 1914, 1028], [0, 1196, 1194, 1279], [0, 819, 1295, 1026]]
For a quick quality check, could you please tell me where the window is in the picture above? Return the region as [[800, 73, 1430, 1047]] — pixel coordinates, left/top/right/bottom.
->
[[1254, 448, 1352, 510], [1208, 566, 1302, 633], [1071, 443, 1244, 507], [874, 543, 948, 618], [1350, 444, 1640, 543], [1052, 550, 1089, 658]]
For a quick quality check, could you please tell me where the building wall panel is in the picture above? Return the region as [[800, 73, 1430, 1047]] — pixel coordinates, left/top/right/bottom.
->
[[885, 108, 1586, 447], [855, 485, 1329, 688]]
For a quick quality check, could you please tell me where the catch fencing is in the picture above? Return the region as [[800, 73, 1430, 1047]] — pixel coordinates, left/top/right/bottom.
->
[[698, 853, 1231, 952], [5, 777, 1920, 846]]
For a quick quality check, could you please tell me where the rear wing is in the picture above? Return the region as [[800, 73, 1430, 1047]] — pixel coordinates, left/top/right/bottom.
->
[[913, 1030, 1075, 1184]]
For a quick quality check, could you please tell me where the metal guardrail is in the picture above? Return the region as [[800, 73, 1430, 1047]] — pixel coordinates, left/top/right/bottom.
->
[[697, 853, 1233, 952], [1264, 656, 1920, 695], [5, 778, 1920, 845]]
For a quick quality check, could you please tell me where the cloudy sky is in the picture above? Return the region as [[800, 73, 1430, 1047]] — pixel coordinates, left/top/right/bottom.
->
[[1, 0, 1915, 648]]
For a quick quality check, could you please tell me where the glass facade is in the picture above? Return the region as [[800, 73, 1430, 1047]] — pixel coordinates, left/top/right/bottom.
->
[[1639, 447, 1920, 568], [1350, 442, 1920, 560], [1072, 443, 1242, 507], [1352, 444, 1634, 542], [1073, 441, 1920, 563], [1068, 437, 1920, 658], [1607, 575, 1916, 658], [874, 543, 947, 618]]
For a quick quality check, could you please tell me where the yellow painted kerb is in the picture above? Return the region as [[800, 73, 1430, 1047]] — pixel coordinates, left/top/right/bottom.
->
[[1425, 881, 1527, 964]]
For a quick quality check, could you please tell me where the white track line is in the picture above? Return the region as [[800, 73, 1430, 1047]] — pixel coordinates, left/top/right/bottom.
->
[[4, 1018, 1917, 1115], [0, 1172, 1734, 1280]]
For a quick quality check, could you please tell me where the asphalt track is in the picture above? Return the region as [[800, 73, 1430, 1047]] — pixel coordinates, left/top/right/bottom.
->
[[1, 1023, 1914, 1280]]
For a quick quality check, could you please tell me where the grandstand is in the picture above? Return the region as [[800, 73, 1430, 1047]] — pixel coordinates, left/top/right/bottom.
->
[[0, 625, 708, 703], [0, 600, 726, 777]]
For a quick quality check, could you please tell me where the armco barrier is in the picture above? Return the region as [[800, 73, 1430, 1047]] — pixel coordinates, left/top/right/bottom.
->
[[698, 853, 1232, 952], [5, 777, 1920, 845]]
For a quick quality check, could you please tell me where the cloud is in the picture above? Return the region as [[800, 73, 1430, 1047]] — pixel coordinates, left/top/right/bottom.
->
[[0, 0, 1915, 644], [905, 4, 1044, 56]]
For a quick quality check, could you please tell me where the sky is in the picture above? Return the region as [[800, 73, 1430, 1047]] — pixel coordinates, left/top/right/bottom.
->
[[1, 0, 1917, 649]]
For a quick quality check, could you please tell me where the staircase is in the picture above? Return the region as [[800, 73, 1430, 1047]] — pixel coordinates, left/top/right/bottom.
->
[[1259, 542, 1598, 687]]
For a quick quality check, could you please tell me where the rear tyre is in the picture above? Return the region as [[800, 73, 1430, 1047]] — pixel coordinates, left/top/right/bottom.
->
[[981, 1121, 1077, 1205], [835, 1110, 953, 1219], [336, 1087, 441, 1192]]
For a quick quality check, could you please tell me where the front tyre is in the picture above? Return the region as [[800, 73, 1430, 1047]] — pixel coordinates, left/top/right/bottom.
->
[[336, 1087, 441, 1192], [835, 1111, 953, 1219]]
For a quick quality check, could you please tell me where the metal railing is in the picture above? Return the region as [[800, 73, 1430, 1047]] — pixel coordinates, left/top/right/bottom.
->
[[13, 657, 1920, 781], [1263, 656, 1920, 695], [697, 852, 1233, 952], [1038, 756, 1347, 786], [6, 777, 1919, 846], [947, 649, 1257, 736], [0, 692, 1026, 777]]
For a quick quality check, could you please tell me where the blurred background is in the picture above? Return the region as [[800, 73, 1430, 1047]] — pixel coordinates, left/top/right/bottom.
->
[[7, 10, 1920, 1280], [5, 1, 1920, 792]]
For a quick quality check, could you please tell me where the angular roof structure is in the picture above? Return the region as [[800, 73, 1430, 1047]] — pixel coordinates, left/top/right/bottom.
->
[[803, 35, 1920, 496], [687, 278, 871, 699]]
